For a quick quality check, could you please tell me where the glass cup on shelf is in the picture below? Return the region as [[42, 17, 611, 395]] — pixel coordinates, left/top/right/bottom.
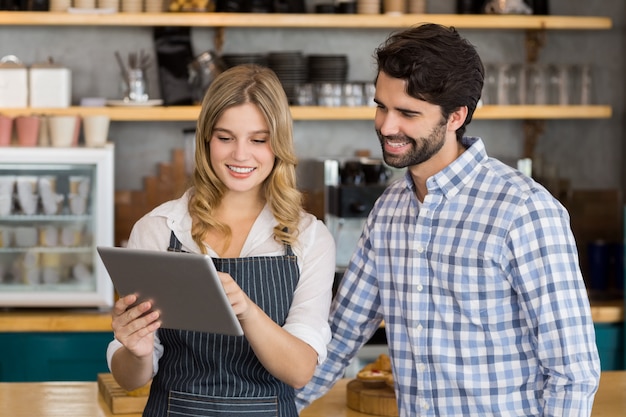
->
[[482, 63, 499, 105], [523, 63, 548, 105], [496, 63, 523, 105], [342, 83, 365, 107], [123, 69, 149, 102], [295, 83, 316, 106], [316, 83, 343, 107], [546, 64, 571, 105], [568, 64, 593, 105]]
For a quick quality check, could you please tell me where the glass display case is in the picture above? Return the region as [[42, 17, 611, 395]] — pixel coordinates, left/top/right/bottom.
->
[[0, 145, 114, 308]]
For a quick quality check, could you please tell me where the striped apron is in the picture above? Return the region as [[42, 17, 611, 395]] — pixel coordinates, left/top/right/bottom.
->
[[141, 232, 300, 417]]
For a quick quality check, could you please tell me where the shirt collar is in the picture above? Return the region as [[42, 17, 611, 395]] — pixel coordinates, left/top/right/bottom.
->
[[429, 136, 487, 199], [402, 137, 488, 199]]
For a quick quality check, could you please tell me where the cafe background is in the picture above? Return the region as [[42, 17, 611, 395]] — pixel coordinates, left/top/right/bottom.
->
[[0, 0, 625, 383]]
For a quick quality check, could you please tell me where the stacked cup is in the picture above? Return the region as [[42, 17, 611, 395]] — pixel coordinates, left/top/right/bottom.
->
[[121, 0, 143, 12], [357, 0, 380, 14], [383, 0, 404, 14], [49, 0, 71, 10], [73, 0, 96, 9], [144, 0, 163, 12], [98, 0, 120, 10], [0, 175, 15, 216], [407, 0, 424, 13]]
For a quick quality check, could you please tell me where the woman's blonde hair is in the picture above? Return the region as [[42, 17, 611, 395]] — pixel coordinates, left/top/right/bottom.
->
[[189, 64, 302, 254]]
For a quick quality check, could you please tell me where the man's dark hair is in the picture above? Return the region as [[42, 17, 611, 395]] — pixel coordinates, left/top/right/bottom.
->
[[375, 23, 484, 140]]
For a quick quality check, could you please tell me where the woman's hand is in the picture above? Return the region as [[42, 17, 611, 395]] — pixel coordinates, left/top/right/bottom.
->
[[111, 294, 161, 359], [218, 272, 258, 322]]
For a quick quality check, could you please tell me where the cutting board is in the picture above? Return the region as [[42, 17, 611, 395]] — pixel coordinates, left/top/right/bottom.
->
[[346, 379, 398, 417], [97, 373, 150, 414]]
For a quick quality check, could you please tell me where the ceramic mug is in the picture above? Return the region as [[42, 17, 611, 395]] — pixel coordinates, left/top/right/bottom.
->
[[82, 115, 110, 147], [0, 114, 13, 146], [15, 115, 40, 147], [48, 115, 77, 147]]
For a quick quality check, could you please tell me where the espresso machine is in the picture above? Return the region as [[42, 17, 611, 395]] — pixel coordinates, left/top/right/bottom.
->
[[296, 157, 397, 271]]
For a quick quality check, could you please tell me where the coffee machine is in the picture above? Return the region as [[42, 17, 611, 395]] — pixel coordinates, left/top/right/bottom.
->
[[297, 157, 397, 270]]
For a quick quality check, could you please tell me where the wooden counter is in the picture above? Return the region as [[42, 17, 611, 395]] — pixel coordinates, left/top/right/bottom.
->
[[0, 373, 624, 416], [0, 309, 112, 332]]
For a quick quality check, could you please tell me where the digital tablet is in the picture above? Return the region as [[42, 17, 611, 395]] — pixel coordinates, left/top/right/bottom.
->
[[97, 246, 244, 336]]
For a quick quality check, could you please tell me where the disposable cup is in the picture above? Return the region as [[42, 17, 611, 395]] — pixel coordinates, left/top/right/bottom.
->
[[0, 175, 15, 198], [82, 115, 110, 147], [0, 115, 13, 146], [48, 115, 77, 147], [16, 176, 39, 214], [15, 115, 40, 147]]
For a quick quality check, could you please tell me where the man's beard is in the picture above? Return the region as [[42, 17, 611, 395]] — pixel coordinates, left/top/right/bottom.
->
[[376, 120, 447, 169]]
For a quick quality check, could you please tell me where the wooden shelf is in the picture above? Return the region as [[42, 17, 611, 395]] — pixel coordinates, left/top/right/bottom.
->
[[0, 105, 612, 121], [0, 12, 612, 29]]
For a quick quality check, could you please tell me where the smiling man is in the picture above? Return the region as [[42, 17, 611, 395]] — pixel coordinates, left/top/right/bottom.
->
[[296, 23, 600, 417]]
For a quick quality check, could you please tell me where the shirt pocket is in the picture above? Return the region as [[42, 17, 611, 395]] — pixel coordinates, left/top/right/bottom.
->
[[168, 391, 277, 417], [431, 250, 511, 321]]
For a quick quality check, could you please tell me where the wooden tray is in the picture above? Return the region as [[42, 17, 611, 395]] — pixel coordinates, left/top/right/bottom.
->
[[97, 373, 150, 414], [346, 379, 398, 417]]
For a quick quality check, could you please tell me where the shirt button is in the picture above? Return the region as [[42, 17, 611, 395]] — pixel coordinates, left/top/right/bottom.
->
[[418, 363, 426, 372], [416, 284, 423, 291], [416, 246, 425, 253], [416, 323, 423, 332], [422, 401, 430, 410]]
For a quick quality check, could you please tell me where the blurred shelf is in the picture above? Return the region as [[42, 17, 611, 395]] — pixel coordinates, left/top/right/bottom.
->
[[0, 105, 613, 121], [0, 12, 612, 29], [475, 105, 612, 120]]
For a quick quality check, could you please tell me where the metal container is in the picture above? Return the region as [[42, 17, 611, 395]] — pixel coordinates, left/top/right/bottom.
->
[[187, 50, 226, 104]]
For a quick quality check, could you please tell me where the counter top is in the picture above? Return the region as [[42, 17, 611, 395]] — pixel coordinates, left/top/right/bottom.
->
[[0, 373, 624, 416], [0, 298, 621, 332], [0, 309, 112, 332]]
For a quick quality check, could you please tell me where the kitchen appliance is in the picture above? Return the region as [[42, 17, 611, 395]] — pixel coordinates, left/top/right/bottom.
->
[[187, 50, 226, 104], [0, 145, 115, 308], [297, 157, 394, 270]]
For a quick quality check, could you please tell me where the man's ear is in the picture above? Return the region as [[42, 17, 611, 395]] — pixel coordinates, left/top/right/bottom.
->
[[447, 106, 468, 132]]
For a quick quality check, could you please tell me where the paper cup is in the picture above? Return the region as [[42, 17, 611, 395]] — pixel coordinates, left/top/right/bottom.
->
[[48, 115, 77, 147], [0, 115, 13, 146], [82, 115, 110, 147], [15, 115, 40, 147]]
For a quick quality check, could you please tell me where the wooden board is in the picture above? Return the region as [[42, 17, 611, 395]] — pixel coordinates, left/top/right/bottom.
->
[[346, 379, 398, 417], [97, 373, 150, 414]]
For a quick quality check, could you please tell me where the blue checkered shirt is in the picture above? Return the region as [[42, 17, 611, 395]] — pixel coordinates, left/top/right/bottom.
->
[[296, 137, 600, 416]]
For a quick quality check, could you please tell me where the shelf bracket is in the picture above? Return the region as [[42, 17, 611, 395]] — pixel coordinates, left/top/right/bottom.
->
[[525, 28, 546, 63], [214, 27, 225, 54], [522, 119, 545, 158]]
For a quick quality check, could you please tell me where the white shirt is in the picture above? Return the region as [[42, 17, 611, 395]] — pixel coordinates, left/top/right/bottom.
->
[[107, 190, 336, 375]]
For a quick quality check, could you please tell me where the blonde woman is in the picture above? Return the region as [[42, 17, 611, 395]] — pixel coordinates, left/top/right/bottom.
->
[[107, 64, 335, 417]]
